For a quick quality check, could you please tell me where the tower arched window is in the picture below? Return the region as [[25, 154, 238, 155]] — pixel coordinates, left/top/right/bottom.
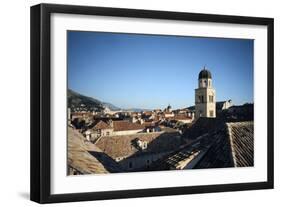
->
[[209, 95, 214, 103], [198, 95, 204, 103]]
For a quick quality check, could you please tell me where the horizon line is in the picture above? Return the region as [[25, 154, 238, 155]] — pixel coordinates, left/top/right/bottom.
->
[[68, 88, 253, 110]]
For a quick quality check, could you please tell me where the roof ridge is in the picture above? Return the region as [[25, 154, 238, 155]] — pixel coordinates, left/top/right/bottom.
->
[[226, 121, 253, 126], [93, 120, 112, 130], [226, 121, 254, 167], [226, 123, 237, 167]]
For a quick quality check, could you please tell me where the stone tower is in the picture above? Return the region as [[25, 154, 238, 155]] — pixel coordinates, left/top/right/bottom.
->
[[195, 67, 216, 119]]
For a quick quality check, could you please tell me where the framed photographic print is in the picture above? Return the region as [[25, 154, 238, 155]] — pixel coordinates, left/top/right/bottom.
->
[[30, 3, 274, 203]]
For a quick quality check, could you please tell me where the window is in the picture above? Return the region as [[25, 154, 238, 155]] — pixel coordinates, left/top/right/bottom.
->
[[210, 110, 214, 117], [129, 162, 133, 169], [209, 95, 214, 103], [106, 131, 110, 136], [97, 129, 101, 137], [197, 95, 205, 103], [143, 142, 147, 149]]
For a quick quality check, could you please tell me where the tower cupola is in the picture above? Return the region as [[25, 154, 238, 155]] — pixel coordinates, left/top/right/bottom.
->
[[198, 66, 213, 88]]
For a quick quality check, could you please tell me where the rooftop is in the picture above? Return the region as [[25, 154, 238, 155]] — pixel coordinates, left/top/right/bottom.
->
[[153, 121, 253, 170], [93, 120, 112, 130], [194, 121, 254, 168], [113, 120, 144, 131], [95, 131, 183, 159], [226, 122, 254, 167], [173, 114, 192, 120], [67, 127, 121, 174]]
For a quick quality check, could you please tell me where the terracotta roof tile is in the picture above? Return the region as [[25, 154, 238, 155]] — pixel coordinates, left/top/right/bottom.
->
[[194, 121, 254, 168], [155, 121, 254, 170], [95, 131, 182, 159], [227, 122, 254, 167], [93, 120, 112, 130], [173, 114, 192, 120], [67, 127, 121, 174], [113, 120, 144, 131]]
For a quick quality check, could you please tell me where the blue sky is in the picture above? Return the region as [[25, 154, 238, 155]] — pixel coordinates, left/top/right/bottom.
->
[[68, 31, 253, 110]]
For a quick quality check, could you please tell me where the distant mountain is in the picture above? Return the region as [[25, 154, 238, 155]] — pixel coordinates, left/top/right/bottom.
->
[[102, 102, 121, 111], [124, 108, 151, 112], [68, 89, 151, 113], [68, 89, 104, 112]]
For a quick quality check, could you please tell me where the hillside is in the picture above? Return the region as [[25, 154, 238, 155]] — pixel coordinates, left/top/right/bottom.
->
[[68, 89, 104, 112], [68, 89, 149, 112], [102, 102, 121, 111]]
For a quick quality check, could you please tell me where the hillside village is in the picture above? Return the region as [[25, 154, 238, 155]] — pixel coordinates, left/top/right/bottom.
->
[[67, 68, 254, 175]]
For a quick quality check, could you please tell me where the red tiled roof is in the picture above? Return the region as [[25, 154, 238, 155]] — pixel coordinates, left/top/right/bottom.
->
[[143, 111, 153, 115], [164, 112, 173, 115], [173, 115, 192, 120], [113, 120, 144, 131], [93, 120, 112, 130], [95, 131, 182, 159], [67, 127, 120, 174], [142, 121, 156, 127], [72, 112, 92, 116]]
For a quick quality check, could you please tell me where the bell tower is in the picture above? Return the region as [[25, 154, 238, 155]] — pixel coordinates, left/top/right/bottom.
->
[[195, 66, 216, 119]]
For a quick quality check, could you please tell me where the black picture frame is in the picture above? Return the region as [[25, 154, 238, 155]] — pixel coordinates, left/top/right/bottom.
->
[[30, 3, 274, 204]]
